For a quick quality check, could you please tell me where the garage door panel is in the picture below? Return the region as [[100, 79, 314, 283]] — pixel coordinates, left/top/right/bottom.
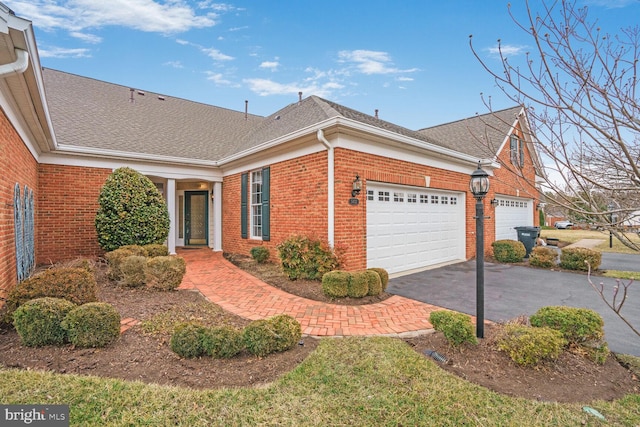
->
[[494, 196, 533, 241], [367, 184, 465, 274]]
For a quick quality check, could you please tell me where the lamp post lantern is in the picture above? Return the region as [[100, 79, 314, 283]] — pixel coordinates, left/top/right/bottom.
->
[[469, 162, 490, 339]]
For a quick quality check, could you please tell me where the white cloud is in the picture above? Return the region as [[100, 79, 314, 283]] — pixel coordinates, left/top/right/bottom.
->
[[69, 32, 102, 44], [487, 43, 527, 58], [259, 61, 279, 71], [206, 71, 238, 87], [397, 76, 413, 82], [38, 46, 91, 58], [338, 49, 418, 75], [202, 47, 234, 61], [164, 60, 184, 69], [243, 78, 340, 98], [11, 0, 219, 34]]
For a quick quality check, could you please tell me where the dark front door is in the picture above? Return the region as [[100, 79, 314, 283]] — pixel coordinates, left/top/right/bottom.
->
[[185, 191, 208, 245]]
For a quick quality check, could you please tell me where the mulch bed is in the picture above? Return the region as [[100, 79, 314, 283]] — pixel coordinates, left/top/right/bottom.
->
[[0, 257, 638, 403]]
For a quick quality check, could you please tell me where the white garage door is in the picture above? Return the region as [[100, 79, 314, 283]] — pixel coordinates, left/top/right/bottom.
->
[[366, 183, 465, 275], [494, 196, 534, 241]]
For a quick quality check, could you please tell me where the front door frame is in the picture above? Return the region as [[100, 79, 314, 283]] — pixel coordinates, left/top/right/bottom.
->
[[184, 190, 209, 246]]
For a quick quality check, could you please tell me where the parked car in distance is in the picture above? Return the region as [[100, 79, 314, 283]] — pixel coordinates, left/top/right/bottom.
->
[[554, 220, 574, 229]]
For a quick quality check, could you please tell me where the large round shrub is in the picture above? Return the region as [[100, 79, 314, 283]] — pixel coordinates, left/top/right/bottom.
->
[[204, 326, 245, 358], [492, 240, 526, 263], [277, 235, 341, 280], [243, 319, 277, 357], [13, 297, 76, 347], [95, 167, 170, 252], [62, 302, 121, 348], [145, 256, 186, 290], [170, 322, 209, 358], [559, 247, 602, 271], [268, 314, 302, 352], [530, 306, 604, 343], [3, 267, 97, 323], [321, 271, 350, 298]]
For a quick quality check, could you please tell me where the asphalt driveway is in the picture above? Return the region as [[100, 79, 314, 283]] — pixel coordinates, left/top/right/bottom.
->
[[388, 255, 640, 356]]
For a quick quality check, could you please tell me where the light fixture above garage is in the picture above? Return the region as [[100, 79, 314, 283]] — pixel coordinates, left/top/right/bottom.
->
[[351, 175, 362, 197], [490, 198, 498, 206]]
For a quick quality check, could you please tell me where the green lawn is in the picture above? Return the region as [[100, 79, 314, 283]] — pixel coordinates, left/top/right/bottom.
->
[[2, 337, 638, 426], [541, 229, 640, 254]]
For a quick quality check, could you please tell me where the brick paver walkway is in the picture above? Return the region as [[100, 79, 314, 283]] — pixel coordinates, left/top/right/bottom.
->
[[177, 248, 441, 337]]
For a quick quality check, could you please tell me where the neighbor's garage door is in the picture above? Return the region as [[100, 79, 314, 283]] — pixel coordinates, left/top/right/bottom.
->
[[494, 196, 534, 241], [366, 183, 465, 275]]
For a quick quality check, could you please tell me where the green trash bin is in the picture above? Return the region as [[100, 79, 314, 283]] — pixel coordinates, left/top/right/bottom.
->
[[514, 226, 540, 258]]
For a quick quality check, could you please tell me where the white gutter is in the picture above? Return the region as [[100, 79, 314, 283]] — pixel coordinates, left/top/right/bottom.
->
[[317, 129, 335, 247], [0, 48, 28, 78]]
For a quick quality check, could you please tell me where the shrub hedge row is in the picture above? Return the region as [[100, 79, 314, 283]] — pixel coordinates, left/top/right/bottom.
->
[[321, 268, 388, 299]]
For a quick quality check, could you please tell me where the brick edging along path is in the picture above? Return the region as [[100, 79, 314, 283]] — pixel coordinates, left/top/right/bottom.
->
[[177, 249, 441, 337]]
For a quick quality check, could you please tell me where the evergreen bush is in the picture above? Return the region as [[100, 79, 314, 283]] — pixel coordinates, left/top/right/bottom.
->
[[104, 247, 136, 281], [13, 297, 76, 347], [204, 326, 245, 358], [170, 322, 209, 358], [497, 324, 566, 367], [347, 271, 369, 298], [145, 256, 187, 290], [491, 240, 526, 263], [528, 246, 558, 268], [368, 268, 389, 291], [243, 319, 278, 357], [277, 235, 341, 280], [321, 271, 350, 298], [95, 167, 170, 252], [250, 246, 270, 264], [62, 302, 121, 348], [429, 311, 478, 346], [529, 306, 604, 343], [120, 255, 147, 287], [559, 247, 602, 271], [364, 270, 383, 296], [143, 244, 169, 257], [268, 314, 302, 352]]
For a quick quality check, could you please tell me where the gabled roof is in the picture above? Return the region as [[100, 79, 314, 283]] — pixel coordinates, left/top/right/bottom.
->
[[42, 68, 264, 162], [417, 106, 525, 159]]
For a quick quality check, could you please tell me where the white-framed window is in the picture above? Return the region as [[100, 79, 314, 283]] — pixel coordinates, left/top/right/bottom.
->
[[407, 193, 417, 203], [367, 190, 374, 201], [431, 195, 439, 204], [378, 191, 390, 201], [420, 194, 429, 204], [251, 170, 262, 238], [441, 196, 449, 205], [450, 197, 458, 205], [394, 192, 404, 202]]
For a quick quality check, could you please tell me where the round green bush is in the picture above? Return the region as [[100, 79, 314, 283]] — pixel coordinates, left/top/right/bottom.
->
[[491, 240, 526, 263], [145, 256, 187, 290], [95, 167, 170, 252], [62, 302, 121, 348], [243, 319, 278, 357], [268, 314, 302, 352], [120, 255, 147, 287], [321, 271, 350, 298], [170, 322, 209, 358], [559, 247, 602, 271], [13, 297, 76, 347], [497, 324, 566, 367], [429, 310, 477, 346], [529, 246, 558, 268], [364, 270, 383, 296], [3, 267, 97, 324], [250, 246, 270, 264], [368, 268, 389, 291], [204, 326, 245, 358], [529, 306, 604, 343], [143, 244, 169, 257], [347, 271, 369, 298], [104, 247, 136, 281]]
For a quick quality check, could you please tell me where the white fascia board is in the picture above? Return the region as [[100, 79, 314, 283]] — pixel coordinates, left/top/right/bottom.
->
[[0, 78, 39, 160], [222, 141, 325, 176], [38, 151, 222, 181]]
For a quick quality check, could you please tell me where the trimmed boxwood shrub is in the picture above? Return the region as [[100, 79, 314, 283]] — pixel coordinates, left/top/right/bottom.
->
[[347, 271, 369, 298], [145, 256, 187, 291], [95, 167, 170, 252], [120, 255, 147, 288], [322, 271, 350, 298], [143, 244, 169, 257], [170, 322, 209, 358], [204, 326, 245, 358], [268, 314, 302, 352], [4, 267, 97, 323], [529, 306, 604, 343], [105, 247, 137, 281], [528, 246, 558, 268], [429, 311, 478, 346], [277, 235, 341, 280], [13, 297, 76, 347], [62, 302, 121, 348], [559, 247, 602, 271], [492, 240, 526, 263], [364, 270, 383, 296], [497, 324, 566, 367], [250, 246, 270, 264], [368, 268, 389, 291], [243, 319, 278, 357]]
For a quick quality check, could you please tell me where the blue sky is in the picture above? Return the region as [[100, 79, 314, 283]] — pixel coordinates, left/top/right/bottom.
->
[[10, 0, 640, 130]]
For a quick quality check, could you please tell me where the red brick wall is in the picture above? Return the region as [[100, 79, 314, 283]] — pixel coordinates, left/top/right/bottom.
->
[[0, 110, 38, 301], [37, 164, 111, 264]]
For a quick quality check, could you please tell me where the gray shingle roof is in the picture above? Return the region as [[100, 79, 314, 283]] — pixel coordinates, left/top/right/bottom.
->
[[417, 106, 524, 159], [43, 68, 264, 162]]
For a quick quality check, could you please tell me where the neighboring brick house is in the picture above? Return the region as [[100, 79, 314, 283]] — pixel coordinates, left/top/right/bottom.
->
[[0, 5, 542, 297]]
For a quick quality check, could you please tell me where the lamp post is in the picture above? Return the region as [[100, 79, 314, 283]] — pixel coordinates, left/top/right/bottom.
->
[[469, 162, 490, 339]]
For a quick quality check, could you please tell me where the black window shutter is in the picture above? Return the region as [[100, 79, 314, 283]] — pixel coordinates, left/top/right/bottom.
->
[[519, 139, 525, 168], [241, 173, 248, 239], [261, 167, 270, 241]]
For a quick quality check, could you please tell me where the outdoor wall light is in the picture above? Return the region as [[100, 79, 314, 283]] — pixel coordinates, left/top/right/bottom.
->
[[490, 198, 498, 206], [352, 174, 362, 197]]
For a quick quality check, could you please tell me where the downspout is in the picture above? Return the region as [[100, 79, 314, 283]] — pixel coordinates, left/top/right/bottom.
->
[[317, 129, 335, 247], [0, 48, 29, 78]]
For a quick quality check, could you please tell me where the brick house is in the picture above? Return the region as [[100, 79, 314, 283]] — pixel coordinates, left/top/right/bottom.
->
[[0, 5, 542, 298]]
